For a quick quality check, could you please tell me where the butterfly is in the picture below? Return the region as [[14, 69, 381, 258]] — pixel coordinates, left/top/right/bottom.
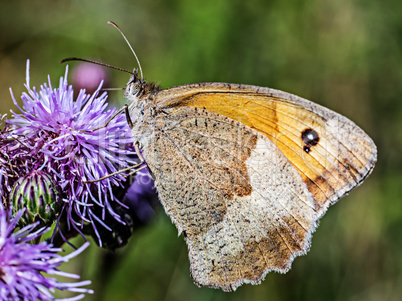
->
[[64, 22, 377, 292], [123, 72, 377, 291]]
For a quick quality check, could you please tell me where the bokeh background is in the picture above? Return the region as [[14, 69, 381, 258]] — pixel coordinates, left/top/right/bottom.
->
[[0, 0, 400, 300]]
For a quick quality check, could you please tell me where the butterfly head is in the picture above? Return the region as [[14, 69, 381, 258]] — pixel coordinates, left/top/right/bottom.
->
[[125, 69, 160, 105], [125, 69, 144, 99]]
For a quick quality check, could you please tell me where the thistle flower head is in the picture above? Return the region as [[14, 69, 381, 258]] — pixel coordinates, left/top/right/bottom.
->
[[6, 60, 137, 245], [0, 203, 93, 300]]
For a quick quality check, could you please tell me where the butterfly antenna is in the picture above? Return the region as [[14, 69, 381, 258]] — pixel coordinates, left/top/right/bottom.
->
[[101, 87, 125, 91], [61, 57, 134, 75], [107, 21, 144, 80]]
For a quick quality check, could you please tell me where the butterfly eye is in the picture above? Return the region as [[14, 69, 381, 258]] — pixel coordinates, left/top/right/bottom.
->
[[129, 76, 139, 85], [301, 128, 319, 153]]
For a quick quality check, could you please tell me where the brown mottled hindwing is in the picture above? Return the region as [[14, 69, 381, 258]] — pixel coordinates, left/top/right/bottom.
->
[[140, 105, 316, 291]]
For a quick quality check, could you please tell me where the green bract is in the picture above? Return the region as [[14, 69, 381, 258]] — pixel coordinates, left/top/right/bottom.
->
[[10, 171, 61, 227]]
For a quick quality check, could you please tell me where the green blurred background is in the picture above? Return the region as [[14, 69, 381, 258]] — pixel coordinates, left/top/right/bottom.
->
[[0, 0, 400, 300]]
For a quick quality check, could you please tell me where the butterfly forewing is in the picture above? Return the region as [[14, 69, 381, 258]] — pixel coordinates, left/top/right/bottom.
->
[[155, 83, 377, 216]]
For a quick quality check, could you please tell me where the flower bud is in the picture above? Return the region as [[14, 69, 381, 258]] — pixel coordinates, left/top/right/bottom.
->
[[10, 170, 61, 227]]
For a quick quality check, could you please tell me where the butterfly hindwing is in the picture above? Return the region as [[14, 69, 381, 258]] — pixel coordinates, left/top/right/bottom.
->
[[139, 103, 315, 291]]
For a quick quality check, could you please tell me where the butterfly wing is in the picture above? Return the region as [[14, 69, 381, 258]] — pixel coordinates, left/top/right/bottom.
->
[[140, 104, 316, 291], [154, 83, 377, 217], [137, 82, 376, 290]]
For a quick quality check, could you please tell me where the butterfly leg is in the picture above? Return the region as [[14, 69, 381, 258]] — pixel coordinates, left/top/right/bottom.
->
[[84, 104, 132, 132], [85, 141, 147, 183]]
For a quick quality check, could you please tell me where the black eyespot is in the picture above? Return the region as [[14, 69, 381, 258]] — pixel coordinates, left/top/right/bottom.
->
[[301, 128, 319, 153]]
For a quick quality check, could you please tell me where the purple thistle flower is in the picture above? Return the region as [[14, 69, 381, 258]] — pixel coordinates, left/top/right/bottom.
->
[[89, 169, 158, 250], [7, 60, 137, 245], [0, 203, 93, 300], [123, 168, 157, 225]]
